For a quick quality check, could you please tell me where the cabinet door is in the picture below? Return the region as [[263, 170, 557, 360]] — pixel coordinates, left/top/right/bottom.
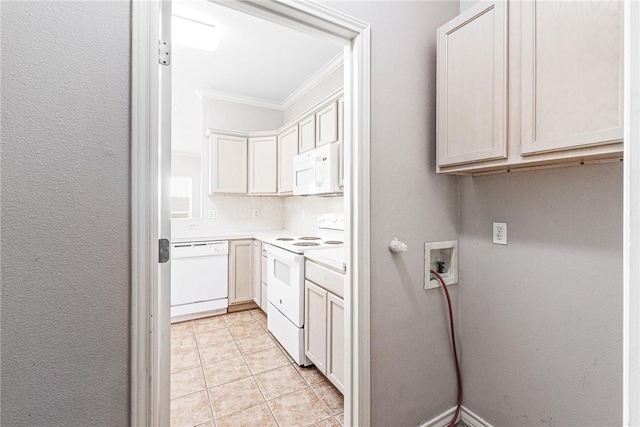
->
[[299, 115, 316, 153], [209, 134, 248, 194], [278, 125, 298, 194], [337, 98, 344, 189], [249, 136, 277, 194], [436, 1, 508, 167], [316, 101, 339, 147], [261, 255, 267, 285], [521, 1, 623, 155], [326, 293, 344, 393], [261, 283, 268, 313], [229, 240, 253, 305], [252, 240, 262, 307], [304, 280, 327, 373]]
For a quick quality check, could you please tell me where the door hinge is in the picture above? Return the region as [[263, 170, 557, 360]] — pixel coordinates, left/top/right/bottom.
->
[[158, 40, 170, 66], [159, 238, 170, 263]]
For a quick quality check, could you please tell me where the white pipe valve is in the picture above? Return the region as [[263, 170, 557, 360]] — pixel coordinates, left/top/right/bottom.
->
[[389, 237, 408, 254]]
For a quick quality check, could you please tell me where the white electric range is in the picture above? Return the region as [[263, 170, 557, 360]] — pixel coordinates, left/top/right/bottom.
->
[[264, 213, 344, 366]]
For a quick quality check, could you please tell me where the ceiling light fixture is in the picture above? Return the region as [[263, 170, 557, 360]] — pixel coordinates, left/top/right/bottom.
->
[[172, 15, 220, 52]]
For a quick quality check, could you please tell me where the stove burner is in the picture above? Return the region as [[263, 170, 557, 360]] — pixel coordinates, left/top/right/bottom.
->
[[293, 242, 320, 247], [276, 237, 294, 241], [298, 236, 321, 241], [325, 240, 343, 245]]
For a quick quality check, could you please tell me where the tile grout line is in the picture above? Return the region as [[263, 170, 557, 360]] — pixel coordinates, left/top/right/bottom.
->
[[308, 381, 341, 425], [174, 310, 339, 426], [229, 310, 282, 426], [212, 311, 271, 423], [192, 320, 216, 426]]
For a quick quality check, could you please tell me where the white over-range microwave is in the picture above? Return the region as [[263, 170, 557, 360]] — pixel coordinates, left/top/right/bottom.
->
[[292, 142, 341, 196]]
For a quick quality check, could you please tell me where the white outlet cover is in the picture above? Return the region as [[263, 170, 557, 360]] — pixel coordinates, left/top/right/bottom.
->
[[208, 210, 218, 219], [493, 222, 507, 245]]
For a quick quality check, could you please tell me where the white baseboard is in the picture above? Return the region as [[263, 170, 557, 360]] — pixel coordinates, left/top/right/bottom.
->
[[420, 406, 493, 427], [420, 406, 459, 427], [460, 406, 492, 427]]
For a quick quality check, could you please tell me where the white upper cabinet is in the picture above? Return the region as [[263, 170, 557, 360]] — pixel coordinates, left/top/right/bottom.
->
[[299, 115, 316, 153], [278, 125, 298, 195], [209, 133, 248, 194], [248, 136, 278, 194], [520, 0, 623, 155], [436, 0, 623, 175], [436, 1, 508, 167], [206, 92, 343, 195], [315, 101, 339, 147], [337, 97, 344, 188]]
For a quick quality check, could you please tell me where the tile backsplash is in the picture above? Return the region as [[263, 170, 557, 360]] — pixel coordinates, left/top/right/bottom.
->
[[172, 195, 284, 239], [172, 194, 344, 239], [283, 196, 344, 234]]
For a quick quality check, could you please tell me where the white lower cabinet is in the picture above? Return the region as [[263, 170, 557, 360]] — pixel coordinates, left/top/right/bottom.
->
[[229, 240, 253, 305], [252, 240, 262, 307], [261, 253, 268, 312], [305, 280, 328, 372], [304, 260, 345, 393], [326, 293, 344, 392]]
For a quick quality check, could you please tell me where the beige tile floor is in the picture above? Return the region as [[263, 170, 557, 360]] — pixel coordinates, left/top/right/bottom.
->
[[171, 309, 344, 427]]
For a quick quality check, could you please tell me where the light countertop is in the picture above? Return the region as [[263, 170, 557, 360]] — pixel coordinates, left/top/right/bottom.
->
[[173, 230, 346, 273], [303, 247, 346, 273], [171, 229, 304, 244]]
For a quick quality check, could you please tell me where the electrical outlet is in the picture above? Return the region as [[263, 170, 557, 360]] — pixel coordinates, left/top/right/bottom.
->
[[208, 210, 218, 220], [187, 222, 199, 230], [252, 209, 259, 218], [493, 222, 507, 245]]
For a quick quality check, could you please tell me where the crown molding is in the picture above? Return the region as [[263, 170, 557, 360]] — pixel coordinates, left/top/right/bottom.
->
[[280, 52, 344, 109], [196, 89, 284, 110], [197, 52, 344, 111]]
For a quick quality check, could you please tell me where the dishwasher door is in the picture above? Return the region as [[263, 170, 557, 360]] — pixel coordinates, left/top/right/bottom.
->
[[170, 241, 229, 321]]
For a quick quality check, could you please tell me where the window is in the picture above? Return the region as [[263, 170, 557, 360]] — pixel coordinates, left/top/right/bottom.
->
[[170, 176, 192, 219]]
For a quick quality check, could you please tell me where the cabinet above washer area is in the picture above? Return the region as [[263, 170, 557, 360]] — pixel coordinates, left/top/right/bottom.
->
[[436, 0, 623, 175]]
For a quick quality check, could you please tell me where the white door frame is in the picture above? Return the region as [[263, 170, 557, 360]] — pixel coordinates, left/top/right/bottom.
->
[[623, 1, 640, 425], [130, 1, 371, 425]]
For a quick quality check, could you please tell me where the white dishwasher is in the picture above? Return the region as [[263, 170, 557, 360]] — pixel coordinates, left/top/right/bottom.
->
[[170, 240, 229, 322]]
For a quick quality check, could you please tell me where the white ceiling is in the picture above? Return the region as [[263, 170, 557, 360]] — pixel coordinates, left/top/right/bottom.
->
[[171, 0, 345, 103]]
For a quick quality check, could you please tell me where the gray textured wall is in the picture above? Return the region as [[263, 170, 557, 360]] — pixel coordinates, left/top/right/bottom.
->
[[458, 163, 623, 426], [1, 1, 131, 424], [319, 2, 461, 425]]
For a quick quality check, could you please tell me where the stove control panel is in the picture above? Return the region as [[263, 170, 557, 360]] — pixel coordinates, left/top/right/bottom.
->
[[317, 212, 344, 231]]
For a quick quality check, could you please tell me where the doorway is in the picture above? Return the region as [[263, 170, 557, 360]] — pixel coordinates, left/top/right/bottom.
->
[[131, 1, 371, 425]]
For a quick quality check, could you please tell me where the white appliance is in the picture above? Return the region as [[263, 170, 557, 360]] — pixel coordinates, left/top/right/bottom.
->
[[266, 213, 344, 365], [170, 240, 229, 322], [293, 142, 341, 196]]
